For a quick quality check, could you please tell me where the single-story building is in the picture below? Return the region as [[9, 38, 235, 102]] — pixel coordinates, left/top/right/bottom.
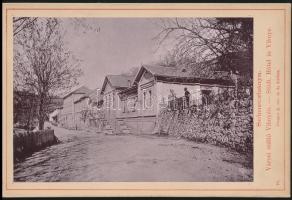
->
[[73, 88, 101, 130], [99, 74, 134, 131], [59, 86, 92, 129], [100, 64, 234, 135]]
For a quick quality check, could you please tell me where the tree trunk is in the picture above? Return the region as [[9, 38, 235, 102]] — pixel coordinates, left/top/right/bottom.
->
[[39, 118, 44, 130], [26, 113, 31, 132], [38, 96, 45, 130]]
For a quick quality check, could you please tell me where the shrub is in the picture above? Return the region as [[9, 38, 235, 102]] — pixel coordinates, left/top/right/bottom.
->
[[157, 93, 253, 154]]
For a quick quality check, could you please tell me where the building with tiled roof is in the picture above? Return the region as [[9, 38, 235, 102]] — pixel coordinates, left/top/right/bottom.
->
[[62, 86, 92, 99], [101, 75, 134, 94]]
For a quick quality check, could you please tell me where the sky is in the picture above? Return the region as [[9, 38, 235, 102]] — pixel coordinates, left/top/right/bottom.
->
[[61, 18, 176, 90]]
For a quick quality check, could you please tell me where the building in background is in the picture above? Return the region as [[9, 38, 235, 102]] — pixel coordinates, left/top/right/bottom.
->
[[59, 86, 91, 129]]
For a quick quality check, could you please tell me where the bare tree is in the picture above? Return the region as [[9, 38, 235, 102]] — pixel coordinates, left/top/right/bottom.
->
[[13, 17, 100, 36], [13, 17, 38, 36], [155, 18, 253, 74], [157, 50, 177, 67], [14, 18, 83, 130]]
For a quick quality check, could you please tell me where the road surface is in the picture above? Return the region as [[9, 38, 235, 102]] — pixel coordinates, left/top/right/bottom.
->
[[14, 124, 253, 182]]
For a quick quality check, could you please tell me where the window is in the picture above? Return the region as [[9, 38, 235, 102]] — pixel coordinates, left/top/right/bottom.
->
[[123, 100, 126, 113], [110, 94, 113, 109], [132, 99, 136, 112], [112, 93, 115, 109], [149, 90, 152, 106], [108, 94, 110, 108], [143, 91, 146, 109]]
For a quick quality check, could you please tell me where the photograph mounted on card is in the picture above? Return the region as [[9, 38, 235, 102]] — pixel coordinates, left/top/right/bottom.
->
[[2, 3, 290, 197]]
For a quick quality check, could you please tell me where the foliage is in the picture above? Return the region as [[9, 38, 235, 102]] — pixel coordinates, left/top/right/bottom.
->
[[13, 91, 38, 131], [158, 92, 253, 154]]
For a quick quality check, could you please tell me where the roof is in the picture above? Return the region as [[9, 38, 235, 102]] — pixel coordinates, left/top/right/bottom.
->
[[63, 86, 91, 99], [88, 88, 101, 103], [101, 75, 134, 94], [145, 65, 194, 77], [83, 89, 95, 97], [73, 88, 97, 104], [107, 75, 134, 88], [133, 64, 233, 85], [73, 87, 101, 104], [49, 97, 64, 106], [74, 95, 89, 104], [118, 85, 138, 96]]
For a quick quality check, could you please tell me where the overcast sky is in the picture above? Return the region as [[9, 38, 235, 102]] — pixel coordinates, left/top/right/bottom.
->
[[62, 18, 175, 90]]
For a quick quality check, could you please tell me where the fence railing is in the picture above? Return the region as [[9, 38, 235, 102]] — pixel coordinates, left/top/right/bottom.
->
[[167, 94, 206, 111], [168, 96, 188, 110]]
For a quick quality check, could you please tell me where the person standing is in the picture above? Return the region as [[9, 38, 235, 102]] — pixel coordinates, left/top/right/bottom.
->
[[184, 87, 190, 108]]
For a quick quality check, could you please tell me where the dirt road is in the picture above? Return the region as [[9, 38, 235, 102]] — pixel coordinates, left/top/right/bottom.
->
[[14, 124, 253, 182]]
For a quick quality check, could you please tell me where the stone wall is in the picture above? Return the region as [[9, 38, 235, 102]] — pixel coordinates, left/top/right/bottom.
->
[[117, 116, 157, 135], [156, 96, 253, 154], [13, 129, 59, 162]]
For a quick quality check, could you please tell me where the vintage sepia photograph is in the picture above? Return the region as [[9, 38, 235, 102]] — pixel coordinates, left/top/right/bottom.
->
[[13, 17, 253, 182]]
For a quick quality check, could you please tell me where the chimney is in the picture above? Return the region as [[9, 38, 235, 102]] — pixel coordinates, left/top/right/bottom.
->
[[181, 68, 187, 73], [128, 80, 131, 87], [96, 88, 100, 102]]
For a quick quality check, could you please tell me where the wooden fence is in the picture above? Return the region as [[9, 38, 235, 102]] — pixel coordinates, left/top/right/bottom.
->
[[13, 129, 59, 162]]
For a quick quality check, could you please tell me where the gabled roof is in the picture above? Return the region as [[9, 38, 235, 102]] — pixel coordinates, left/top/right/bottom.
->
[[87, 88, 98, 98], [107, 75, 134, 88], [133, 64, 233, 86], [63, 86, 91, 99], [73, 87, 101, 104], [118, 85, 138, 96], [101, 75, 134, 94], [133, 65, 193, 84], [74, 95, 89, 104]]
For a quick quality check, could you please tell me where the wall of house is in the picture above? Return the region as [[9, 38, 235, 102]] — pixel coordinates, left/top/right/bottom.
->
[[59, 93, 84, 129], [115, 71, 157, 134], [102, 83, 126, 134], [74, 112, 87, 130], [137, 71, 157, 117], [74, 98, 89, 130], [117, 93, 139, 118]]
